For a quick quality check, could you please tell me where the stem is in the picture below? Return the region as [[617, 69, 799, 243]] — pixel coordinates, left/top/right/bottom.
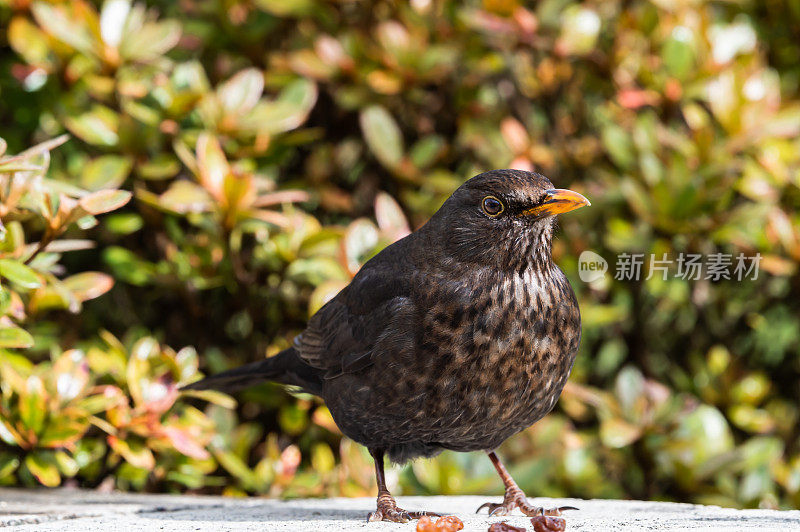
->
[[24, 229, 56, 265]]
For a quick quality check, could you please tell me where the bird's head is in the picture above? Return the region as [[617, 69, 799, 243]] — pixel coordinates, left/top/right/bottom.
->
[[429, 169, 590, 271]]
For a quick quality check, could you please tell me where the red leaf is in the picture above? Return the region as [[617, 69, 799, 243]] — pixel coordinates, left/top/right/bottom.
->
[[162, 426, 210, 460], [617, 88, 659, 109]]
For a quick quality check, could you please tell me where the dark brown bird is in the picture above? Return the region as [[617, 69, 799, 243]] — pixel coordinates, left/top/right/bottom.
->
[[184, 169, 589, 522]]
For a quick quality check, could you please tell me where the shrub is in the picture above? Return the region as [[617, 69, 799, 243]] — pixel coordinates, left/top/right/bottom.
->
[[1, 0, 799, 508]]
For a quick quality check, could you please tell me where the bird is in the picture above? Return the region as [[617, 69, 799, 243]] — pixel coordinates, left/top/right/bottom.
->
[[183, 169, 589, 522]]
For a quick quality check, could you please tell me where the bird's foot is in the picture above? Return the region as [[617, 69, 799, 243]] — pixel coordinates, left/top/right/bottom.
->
[[368, 493, 440, 523], [476, 487, 577, 517]]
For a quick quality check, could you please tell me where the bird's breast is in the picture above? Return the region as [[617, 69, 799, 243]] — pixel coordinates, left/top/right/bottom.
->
[[413, 266, 581, 446], [322, 265, 581, 454]]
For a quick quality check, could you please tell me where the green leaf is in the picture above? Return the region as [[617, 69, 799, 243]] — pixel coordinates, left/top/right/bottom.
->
[[54, 451, 79, 477], [196, 134, 229, 199], [342, 219, 379, 273], [214, 449, 257, 489], [81, 155, 133, 191], [599, 417, 642, 448], [40, 239, 95, 253], [104, 213, 144, 235], [738, 437, 784, 469], [360, 105, 404, 169], [217, 68, 264, 116], [615, 365, 646, 417], [0, 419, 23, 446], [671, 405, 734, 468], [0, 355, 32, 388], [278, 403, 308, 435], [8, 16, 53, 67], [0, 259, 42, 289], [40, 418, 89, 448], [0, 327, 35, 349], [0, 286, 10, 315], [409, 135, 445, 168], [103, 246, 155, 286], [30, 2, 95, 55], [0, 162, 44, 173], [180, 389, 237, 409], [24, 452, 61, 487], [158, 180, 214, 214], [0, 453, 20, 479], [78, 189, 132, 215], [374, 192, 410, 240], [120, 20, 181, 61], [108, 436, 156, 469], [62, 272, 115, 302], [244, 79, 317, 135], [311, 442, 335, 474], [308, 280, 348, 316], [175, 346, 199, 381], [254, 0, 316, 16], [285, 257, 348, 285], [51, 349, 90, 401], [77, 386, 125, 415], [64, 106, 120, 147], [19, 375, 47, 434], [662, 28, 696, 80], [76, 215, 98, 230], [137, 154, 181, 180], [98, 0, 130, 48], [601, 122, 635, 170]]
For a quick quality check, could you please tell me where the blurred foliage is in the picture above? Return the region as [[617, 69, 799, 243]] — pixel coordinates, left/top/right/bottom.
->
[[1, 0, 799, 510]]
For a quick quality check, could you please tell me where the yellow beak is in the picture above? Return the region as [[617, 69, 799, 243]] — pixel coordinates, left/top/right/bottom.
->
[[520, 189, 590, 217]]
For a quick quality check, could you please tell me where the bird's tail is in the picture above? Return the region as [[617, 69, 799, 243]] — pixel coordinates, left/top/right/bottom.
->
[[180, 347, 322, 395]]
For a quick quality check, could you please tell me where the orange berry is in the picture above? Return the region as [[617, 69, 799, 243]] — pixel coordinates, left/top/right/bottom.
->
[[417, 515, 436, 532], [531, 515, 567, 532]]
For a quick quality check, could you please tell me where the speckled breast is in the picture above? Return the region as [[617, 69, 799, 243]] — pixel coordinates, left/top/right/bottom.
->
[[329, 264, 581, 456], [417, 265, 581, 451]]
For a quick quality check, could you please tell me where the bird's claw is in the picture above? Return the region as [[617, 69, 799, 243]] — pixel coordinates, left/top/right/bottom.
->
[[476, 502, 508, 516], [368, 509, 410, 523], [368, 503, 439, 523], [476, 490, 577, 517]]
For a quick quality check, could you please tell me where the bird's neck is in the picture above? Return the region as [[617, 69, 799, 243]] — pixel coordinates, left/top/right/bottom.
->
[[501, 229, 555, 275], [412, 218, 556, 275]]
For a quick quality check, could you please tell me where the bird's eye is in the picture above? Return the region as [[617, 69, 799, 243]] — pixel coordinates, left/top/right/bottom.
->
[[481, 196, 504, 217]]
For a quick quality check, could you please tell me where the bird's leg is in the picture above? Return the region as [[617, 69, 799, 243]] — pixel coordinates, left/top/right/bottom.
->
[[476, 451, 578, 517], [367, 448, 439, 523]]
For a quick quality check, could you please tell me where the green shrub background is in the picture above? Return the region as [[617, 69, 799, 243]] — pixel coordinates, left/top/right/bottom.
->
[[1, 0, 799, 509]]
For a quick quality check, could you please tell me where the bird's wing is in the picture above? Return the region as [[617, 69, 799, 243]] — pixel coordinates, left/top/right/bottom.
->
[[293, 264, 418, 378]]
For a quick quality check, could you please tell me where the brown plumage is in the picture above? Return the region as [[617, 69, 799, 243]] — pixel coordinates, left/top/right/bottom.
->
[[183, 169, 589, 522]]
